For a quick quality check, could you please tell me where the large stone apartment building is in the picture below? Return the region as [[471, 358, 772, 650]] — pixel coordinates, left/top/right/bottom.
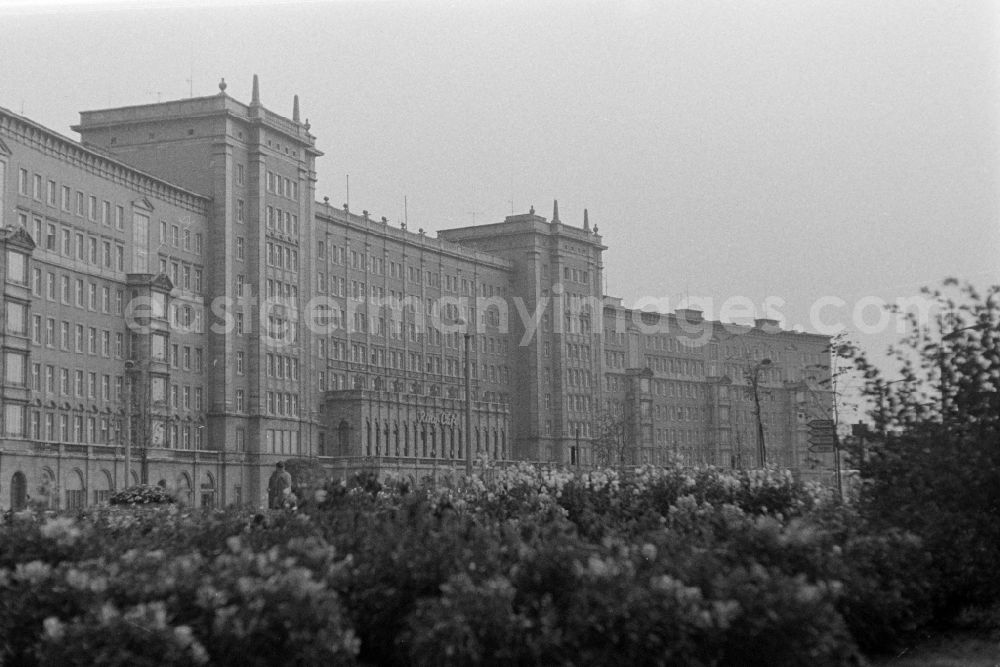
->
[[0, 77, 832, 511]]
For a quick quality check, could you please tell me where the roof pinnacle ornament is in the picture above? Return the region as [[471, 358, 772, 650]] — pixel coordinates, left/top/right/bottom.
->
[[251, 74, 260, 106], [583, 208, 590, 231]]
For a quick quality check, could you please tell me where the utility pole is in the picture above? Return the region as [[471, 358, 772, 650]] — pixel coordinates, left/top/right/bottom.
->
[[464, 331, 473, 478], [748, 358, 772, 468], [123, 360, 135, 488]]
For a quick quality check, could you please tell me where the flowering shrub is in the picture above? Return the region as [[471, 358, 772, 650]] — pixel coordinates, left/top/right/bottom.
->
[[0, 462, 976, 664], [109, 484, 176, 506]]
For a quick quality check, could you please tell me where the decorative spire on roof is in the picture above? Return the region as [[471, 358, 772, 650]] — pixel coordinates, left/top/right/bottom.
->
[[293, 94, 300, 122], [583, 208, 590, 231], [218, 78, 227, 95], [251, 74, 260, 105], [552, 199, 560, 222]]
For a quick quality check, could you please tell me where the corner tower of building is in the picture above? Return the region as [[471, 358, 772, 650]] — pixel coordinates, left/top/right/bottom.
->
[[73, 76, 323, 502], [440, 202, 607, 462]]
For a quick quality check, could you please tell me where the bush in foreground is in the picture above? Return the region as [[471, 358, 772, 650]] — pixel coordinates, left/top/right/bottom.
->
[[0, 464, 951, 665]]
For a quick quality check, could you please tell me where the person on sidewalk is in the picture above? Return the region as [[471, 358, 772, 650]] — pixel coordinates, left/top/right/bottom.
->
[[267, 461, 293, 509]]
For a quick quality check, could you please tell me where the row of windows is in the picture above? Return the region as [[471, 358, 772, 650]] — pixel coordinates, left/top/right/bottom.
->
[[316, 372, 510, 405], [547, 393, 593, 414], [266, 241, 299, 271], [12, 409, 204, 449], [646, 356, 706, 377], [264, 353, 299, 380], [21, 213, 126, 270], [157, 220, 203, 254], [265, 278, 299, 304], [264, 428, 300, 454], [649, 335, 709, 354], [561, 266, 592, 284], [651, 380, 709, 400], [720, 363, 783, 385], [158, 255, 203, 292], [31, 317, 121, 358], [31, 270, 124, 313], [265, 205, 299, 236], [655, 404, 708, 423], [317, 243, 507, 297], [357, 418, 507, 460], [17, 169, 125, 229], [167, 383, 205, 411], [565, 368, 592, 389], [339, 343, 510, 383], [656, 428, 705, 447], [265, 171, 298, 200], [265, 391, 299, 417]]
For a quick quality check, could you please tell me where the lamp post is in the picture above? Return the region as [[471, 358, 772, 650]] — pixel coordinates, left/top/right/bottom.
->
[[748, 358, 772, 468], [123, 360, 135, 489], [463, 330, 473, 479]]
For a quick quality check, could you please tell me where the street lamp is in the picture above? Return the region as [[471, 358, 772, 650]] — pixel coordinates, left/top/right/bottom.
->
[[455, 319, 473, 478], [748, 358, 772, 468], [123, 360, 135, 489]]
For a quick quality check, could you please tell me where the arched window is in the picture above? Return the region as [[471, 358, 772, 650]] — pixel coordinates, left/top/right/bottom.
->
[[365, 419, 372, 456], [10, 471, 27, 511], [65, 469, 86, 510], [200, 472, 216, 508], [338, 420, 350, 455]]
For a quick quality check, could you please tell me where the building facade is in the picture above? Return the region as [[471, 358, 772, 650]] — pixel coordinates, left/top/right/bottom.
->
[[0, 78, 833, 511]]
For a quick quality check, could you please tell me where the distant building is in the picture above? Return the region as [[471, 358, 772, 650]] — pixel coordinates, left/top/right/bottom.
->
[[0, 76, 832, 510]]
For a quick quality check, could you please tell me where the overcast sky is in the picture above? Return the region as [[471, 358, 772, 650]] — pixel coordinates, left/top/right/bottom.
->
[[2, 0, 998, 374]]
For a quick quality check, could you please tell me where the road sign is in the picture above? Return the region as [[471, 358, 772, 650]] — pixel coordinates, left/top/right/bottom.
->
[[808, 419, 835, 430], [808, 433, 836, 447], [809, 444, 835, 454]]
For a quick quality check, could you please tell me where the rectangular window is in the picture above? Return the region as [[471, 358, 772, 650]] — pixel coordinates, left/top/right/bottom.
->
[[4, 300, 26, 338], [4, 351, 26, 386], [132, 213, 149, 272], [3, 404, 24, 438], [88, 195, 97, 220], [5, 250, 26, 285]]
